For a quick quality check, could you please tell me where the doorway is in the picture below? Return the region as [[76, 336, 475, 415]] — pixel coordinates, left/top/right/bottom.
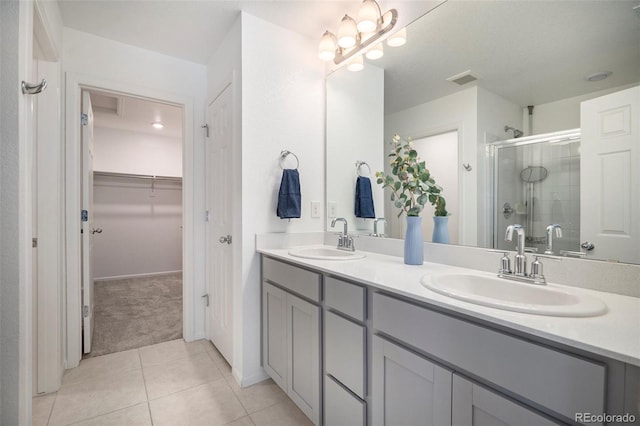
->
[[411, 130, 460, 244], [64, 73, 196, 369], [81, 89, 184, 358]]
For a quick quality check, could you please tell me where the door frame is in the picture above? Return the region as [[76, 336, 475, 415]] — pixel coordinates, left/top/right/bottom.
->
[[64, 72, 195, 368]]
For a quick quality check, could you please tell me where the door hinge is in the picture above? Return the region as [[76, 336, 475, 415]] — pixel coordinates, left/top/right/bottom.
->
[[81, 209, 88, 222], [205, 210, 211, 222], [83, 305, 89, 318], [81, 113, 88, 126], [32, 238, 38, 248], [201, 124, 209, 138], [202, 294, 210, 307]]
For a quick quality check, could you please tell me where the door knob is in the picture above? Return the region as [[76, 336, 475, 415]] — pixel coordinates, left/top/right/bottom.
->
[[219, 235, 232, 244], [91, 228, 102, 234], [580, 242, 595, 251]]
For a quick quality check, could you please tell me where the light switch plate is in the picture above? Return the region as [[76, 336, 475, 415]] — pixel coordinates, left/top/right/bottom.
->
[[328, 201, 337, 218], [311, 201, 321, 218]]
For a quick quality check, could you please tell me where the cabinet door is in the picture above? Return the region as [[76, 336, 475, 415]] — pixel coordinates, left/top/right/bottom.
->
[[287, 292, 321, 425], [262, 282, 287, 391], [372, 336, 452, 426], [452, 375, 559, 426]]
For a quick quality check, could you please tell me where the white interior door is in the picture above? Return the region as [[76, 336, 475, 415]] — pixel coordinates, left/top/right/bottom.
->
[[81, 91, 95, 353], [580, 86, 639, 263], [206, 84, 234, 364]]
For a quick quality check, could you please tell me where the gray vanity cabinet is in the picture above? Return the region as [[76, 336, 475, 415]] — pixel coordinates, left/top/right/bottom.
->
[[262, 258, 321, 425], [371, 335, 452, 426], [451, 375, 558, 426]]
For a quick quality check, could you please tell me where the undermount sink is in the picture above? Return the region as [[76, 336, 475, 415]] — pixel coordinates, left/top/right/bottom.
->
[[421, 273, 606, 317], [288, 246, 366, 261]]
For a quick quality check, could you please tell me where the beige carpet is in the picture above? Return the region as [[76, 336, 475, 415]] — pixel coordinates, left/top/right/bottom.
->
[[85, 273, 183, 358]]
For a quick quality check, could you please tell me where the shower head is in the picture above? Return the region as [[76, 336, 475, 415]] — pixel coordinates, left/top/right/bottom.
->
[[504, 125, 524, 138]]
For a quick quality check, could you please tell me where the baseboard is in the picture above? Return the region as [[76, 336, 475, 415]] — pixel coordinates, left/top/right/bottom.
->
[[94, 270, 183, 282], [239, 368, 269, 388]]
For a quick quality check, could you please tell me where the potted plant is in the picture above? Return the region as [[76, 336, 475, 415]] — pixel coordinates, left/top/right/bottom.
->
[[375, 133, 449, 264]]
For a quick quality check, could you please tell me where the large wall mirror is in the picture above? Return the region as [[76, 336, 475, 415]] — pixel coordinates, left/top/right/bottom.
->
[[326, 0, 640, 264]]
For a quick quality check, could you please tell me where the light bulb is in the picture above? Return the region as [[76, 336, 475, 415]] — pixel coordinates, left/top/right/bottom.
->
[[337, 15, 358, 48], [387, 27, 407, 47], [152, 122, 164, 129], [318, 31, 337, 61], [366, 43, 384, 60], [357, 0, 381, 33], [347, 55, 364, 72]]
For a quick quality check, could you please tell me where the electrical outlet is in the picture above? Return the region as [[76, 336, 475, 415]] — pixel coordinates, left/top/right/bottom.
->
[[311, 201, 321, 218], [328, 201, 338, 218]]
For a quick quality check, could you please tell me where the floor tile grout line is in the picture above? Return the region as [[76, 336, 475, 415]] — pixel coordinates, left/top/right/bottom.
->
[[43, 392, 58, 426], [146, 370, 228, 403], [64, 402, 149, 426], [138, 348, 155, 426]]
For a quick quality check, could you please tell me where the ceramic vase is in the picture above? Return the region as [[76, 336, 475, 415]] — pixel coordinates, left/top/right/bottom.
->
[[432, 216, 450, 244], [404, 216, 424, 265]]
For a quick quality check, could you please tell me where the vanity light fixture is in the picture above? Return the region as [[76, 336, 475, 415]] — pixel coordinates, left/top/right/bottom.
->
[[152, 121, 164, 129], [318, 0, 405, 71], [347, 55, 365, 72]]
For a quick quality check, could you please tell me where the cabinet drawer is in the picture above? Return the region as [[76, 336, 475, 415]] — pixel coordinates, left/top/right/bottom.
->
[[325, 311, 366, 398], [373, 292, 606, 421], [263, 257, 321, 302], [325, 276, 366, 321], [325, 375, 365, 426]]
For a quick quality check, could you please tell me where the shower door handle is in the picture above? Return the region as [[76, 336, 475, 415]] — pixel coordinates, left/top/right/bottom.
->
[[219, 235, 232, 244]]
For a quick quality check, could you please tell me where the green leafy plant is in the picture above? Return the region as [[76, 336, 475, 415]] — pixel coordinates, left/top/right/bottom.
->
[[375, 133, 448, 217]]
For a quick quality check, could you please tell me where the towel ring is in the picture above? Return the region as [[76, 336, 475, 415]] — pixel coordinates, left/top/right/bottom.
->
[[356, 161, 371, 177], [280, 150, 299, 170]]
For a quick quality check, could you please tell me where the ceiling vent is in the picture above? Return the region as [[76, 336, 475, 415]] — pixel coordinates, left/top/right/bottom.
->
[[89, 91, 122, 116], [446, 70, 479, 86]]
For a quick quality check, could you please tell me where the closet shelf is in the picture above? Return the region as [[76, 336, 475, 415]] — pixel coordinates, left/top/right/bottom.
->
[[94, 171, 182, 183]]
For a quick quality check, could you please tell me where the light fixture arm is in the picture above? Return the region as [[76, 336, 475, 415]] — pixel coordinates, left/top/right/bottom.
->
[[333, 9, 398, 65]]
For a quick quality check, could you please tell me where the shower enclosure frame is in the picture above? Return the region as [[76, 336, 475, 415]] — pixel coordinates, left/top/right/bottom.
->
[[488, 128, 581, 250]]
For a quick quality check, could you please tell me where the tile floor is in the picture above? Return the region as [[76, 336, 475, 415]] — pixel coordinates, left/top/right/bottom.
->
[[32, 339, 312, 426]]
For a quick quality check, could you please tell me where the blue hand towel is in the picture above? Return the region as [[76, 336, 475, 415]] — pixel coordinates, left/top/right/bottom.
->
[[355, 176, 375, 218], [277, 169, 301, 219]]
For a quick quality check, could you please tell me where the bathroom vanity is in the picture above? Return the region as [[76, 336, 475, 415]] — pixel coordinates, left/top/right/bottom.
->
[[258, 245, 640, 426]]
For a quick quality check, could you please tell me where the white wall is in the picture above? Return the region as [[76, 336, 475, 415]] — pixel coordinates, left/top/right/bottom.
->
[[93, 177, 182, 279], [326, 64, 384, 234], [93, 127, 183, 177], [385, 87, 478, 245], [62, 27, 208, 350], [1, 1, 23, 422], [239, 12, 325, 385], [530, 83, 638, 134], [476, 87, 522, 246]]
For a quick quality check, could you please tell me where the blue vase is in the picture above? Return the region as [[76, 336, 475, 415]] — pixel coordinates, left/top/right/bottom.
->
[[432, 216, 450, 244], [404, 216, 424, 265]]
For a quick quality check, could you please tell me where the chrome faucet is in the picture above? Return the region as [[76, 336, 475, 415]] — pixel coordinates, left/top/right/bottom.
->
[[493, 224, 550, 285], [544, 224, 562, 255], [331, 218, 355, 251], [370, 218, 387, 237], [505, 224, 527, 276]]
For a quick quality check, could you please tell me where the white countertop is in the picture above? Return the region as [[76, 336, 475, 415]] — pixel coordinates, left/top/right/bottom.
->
[[258, 245, 640, 367]]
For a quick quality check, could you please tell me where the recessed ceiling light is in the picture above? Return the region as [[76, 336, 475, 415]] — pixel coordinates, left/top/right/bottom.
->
[[152, 122, 164, 129], [584, 71, 612, 82]]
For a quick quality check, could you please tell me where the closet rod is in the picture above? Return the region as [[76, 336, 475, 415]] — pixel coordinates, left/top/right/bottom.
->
[[93, 171, 183, 182]]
